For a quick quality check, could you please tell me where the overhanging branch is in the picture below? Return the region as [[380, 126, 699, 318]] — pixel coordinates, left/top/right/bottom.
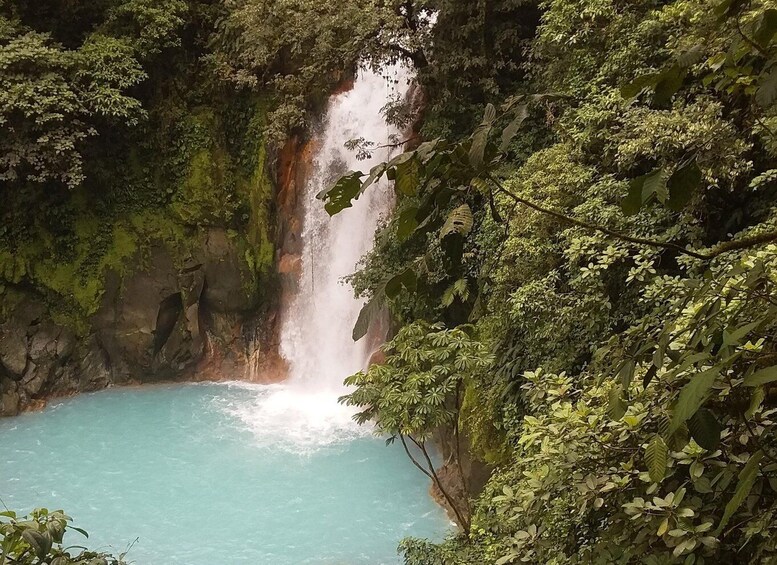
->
[[486, 173, 777, 261]]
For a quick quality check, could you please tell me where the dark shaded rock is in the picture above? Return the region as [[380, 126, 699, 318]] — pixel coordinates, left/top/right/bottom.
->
[[75, 338, 112, 391], [429, 461, 469, 527], [21, 361, 47, 396], [92, 244, 204, 381], [153, 292, 183, 356], [0, 328, 27, 378], [19, 322, 76, 398], [0, 226, 270, 416], [202, 228, 258, 313], [0, 378, 20, 417], [430, 425, 494, 529]]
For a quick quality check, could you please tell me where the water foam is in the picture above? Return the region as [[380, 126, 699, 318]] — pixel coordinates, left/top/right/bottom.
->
[[217, 382, 372, 455]]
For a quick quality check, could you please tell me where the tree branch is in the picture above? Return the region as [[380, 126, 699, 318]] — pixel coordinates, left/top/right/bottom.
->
[[741, 411, 777, 468], [486, 173, 711, 259], [409, 436, 471, 535], [486, 173, 777, 261], [399, 433, 434, 480], [387, 43, 428, 68], [453, 381, 470, 508], [735, 14, 769, 58]]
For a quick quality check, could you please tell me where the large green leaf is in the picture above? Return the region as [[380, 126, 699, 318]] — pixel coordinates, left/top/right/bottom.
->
[[669, 368, 719, 436], [756, 67, 777, 109], [608, 384, 627, 421], [499, 104, 529, 152], [621, 73, 660, 99], [643, 168, 668, 203], [396, 205, 420, 241], [687, 408, 722, 450], [667, 161, 701, 211], [621, 178, 644, 215], [618, 359, 636, 389], [676, 45, 706, 69], [469, 103, 496, 168], [646, 434, 668, 483], [440, 204, 474, 239], [746, 387, 766, 419], [622, 168, 666, 215], [352, 294, 383, 342], [754, 9, 777, 48], [716, 450, 763, 534], [714, 0, 748, 21], [362, 163, 387, 192], [394, 158, 419, 197], [385, 268, 417, 299], [653, 65, 687, 105], [318, 170, 364, 215], [743, 364, 777, 387], [21, 530, 51, 559], [723, 319, 763, 346]]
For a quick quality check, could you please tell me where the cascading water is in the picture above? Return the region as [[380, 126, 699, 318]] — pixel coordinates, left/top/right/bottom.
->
[[229, 65, 411, 453], [281, 69, 406, 389]]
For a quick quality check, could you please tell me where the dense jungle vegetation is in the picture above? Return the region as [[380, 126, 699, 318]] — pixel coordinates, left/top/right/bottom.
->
[[2, 0, 777, 563], [0, 0, 276, 334], [329, 0, 777, 563]]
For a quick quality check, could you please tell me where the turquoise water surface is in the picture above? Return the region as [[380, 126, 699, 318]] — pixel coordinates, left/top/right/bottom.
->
[[0, 383, 450, 564]]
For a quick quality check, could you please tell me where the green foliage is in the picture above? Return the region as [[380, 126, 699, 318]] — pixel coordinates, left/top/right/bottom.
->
[[0, 18, 146, 188], [213, 0, 538, 139], [103, 0, 187, 58], [342, 322, 493, 439], [318, 0, 777, 563], [0, 1, 276, 333], [343, 321, 493, 534], [0, 507, 126, 564], [212, 0, 379, 139], [0, 0, 192, 191]]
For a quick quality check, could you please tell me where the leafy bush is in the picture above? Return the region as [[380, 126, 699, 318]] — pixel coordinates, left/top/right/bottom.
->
[[343, 321, 493, 534], [0, 508, 126, 564]]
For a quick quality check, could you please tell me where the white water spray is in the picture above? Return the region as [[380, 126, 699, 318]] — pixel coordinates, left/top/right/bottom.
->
[[227, 66, 411, 453]]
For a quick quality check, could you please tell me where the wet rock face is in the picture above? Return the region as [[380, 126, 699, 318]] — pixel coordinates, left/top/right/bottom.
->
[[0, 379, 20, 417], [202, 228, 258, 314], [0, 227, 268, 416], [0, 299, 111, 416], [91, 243, 201, 382], [93, 243, 209, 381]]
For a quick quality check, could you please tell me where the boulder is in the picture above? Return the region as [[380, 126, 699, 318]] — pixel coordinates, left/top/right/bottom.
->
[[0, 379, 20, 417], [0, 328, 27, 378]]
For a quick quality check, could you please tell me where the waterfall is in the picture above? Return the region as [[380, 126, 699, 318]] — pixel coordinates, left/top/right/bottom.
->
[[280, 67, 408, 387], [228, 65, 411, 453]]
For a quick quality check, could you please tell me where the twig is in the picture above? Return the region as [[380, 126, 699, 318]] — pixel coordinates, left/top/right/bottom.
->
[[408, 435, 471, 534], [373, 135, 419, 151], [399, 434, 434, 480], [735, 14, 769, 58]]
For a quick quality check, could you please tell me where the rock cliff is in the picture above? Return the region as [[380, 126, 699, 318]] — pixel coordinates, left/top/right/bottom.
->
[[0, 226, 271, 416]]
